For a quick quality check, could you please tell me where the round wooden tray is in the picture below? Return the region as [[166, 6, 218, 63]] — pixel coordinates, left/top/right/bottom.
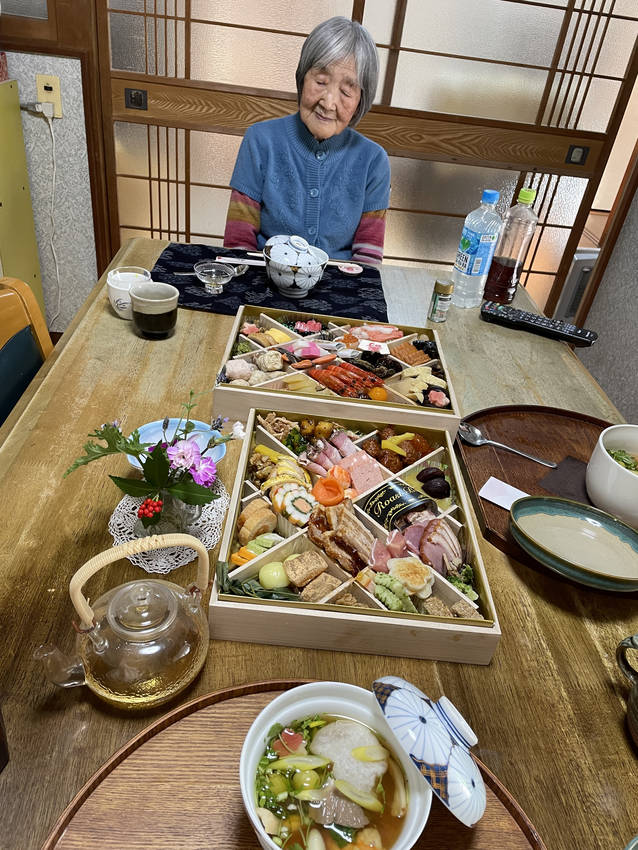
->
[[454, 404, 612, 560], [42, 680, 546, 850]]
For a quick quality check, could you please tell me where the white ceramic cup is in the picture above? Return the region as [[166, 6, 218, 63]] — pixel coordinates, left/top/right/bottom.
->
[[239, 681, 432, 850], [106, 266, 151, 319], [586, 424, 638, 529]]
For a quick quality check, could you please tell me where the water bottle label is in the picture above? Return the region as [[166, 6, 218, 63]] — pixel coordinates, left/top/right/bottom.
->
[[454, 227, 498, 276]]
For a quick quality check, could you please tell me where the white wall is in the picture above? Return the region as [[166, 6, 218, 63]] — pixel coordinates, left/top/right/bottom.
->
[[578, 186, 638, 422], [5, 52, 97, 333]]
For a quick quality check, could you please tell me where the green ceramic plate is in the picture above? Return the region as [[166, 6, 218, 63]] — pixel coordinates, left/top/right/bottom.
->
[[510, 496, 638, 592]]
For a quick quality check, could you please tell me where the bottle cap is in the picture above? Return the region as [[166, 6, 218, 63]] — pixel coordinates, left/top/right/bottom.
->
[[434, 278, 454, 295], [481, 189, 499, 204], [518, 187, 536, 204]]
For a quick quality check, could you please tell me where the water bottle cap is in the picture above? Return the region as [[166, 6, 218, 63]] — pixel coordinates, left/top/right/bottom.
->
[[518, 188, 536, 204], [481, 189, 499, 204]]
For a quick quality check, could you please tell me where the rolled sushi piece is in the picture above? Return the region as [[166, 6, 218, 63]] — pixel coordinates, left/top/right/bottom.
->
[[282, 487, 317, 526]]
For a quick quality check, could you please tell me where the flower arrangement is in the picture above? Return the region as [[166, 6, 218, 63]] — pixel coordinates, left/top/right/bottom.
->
[[64, 392, 245, 528]]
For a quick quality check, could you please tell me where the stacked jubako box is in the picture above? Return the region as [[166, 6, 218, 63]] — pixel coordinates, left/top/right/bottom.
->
[[212, 305, 461, 433], [210, 408, 500, 665]]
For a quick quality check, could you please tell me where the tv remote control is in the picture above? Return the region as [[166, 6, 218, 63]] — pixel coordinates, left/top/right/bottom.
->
[[480, 301, 598, 347]]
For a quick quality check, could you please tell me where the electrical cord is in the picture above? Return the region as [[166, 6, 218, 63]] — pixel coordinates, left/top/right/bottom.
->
[[43, 112, 61, 326], [19, 101, 61, 327]]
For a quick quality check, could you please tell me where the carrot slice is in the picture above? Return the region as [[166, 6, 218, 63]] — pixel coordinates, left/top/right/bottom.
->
[[311, 476, 344, 506], [230, 552, 249, 566], [237, 546, 257, 561]]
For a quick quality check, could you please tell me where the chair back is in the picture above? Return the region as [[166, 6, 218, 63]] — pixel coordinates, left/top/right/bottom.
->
[[0, 277, 53, 426]]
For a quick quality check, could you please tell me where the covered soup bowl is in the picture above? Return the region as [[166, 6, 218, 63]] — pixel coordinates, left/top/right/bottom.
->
[[240, 681, 432, 850], [263, 235, 329, 299], [239, 676, 487, 850]]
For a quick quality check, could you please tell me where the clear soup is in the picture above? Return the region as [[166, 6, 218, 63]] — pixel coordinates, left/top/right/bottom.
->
[[255, 714, 408, 849]]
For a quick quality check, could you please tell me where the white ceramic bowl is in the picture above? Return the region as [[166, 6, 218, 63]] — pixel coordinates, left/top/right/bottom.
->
[[586, 424, 638, 529], [263, 236, 328, 299], [239, 682, 432, 850], [106, 266, 151, 319]]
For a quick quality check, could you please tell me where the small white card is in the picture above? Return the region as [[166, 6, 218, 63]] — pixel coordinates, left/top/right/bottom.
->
[[478, 477, 529, 510]]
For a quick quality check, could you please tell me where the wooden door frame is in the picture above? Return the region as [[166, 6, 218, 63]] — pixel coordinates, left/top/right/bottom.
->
[[575, 140, 638, 327], [0, 0, 113, 274]]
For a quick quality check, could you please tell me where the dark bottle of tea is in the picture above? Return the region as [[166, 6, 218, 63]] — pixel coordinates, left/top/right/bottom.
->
[[483, 187, 538, 304]]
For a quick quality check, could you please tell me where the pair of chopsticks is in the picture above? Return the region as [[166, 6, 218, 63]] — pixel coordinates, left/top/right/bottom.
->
[[217, 253, 359, 269], [243, 251, 348, 268]]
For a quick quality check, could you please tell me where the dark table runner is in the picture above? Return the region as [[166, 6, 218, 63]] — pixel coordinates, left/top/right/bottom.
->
[[150, 243, 388, 322]]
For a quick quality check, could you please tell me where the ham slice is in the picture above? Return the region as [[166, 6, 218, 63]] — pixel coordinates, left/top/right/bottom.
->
[[319, 441, 342, 465], [330, 430, 358, 456], [404, 525, 425, 555], [370, 539, 391, 572], [386, 530, 406, 558], [418, 518, 462, 576], [311, 451, 333, 470]]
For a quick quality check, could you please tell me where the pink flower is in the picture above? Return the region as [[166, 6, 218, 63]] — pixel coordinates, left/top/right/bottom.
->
[[167, 438, 201, 470], [190, 456, 216, 487]]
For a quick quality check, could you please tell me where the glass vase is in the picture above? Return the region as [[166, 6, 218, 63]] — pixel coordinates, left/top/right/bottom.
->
[[134, 492, 203, 537]]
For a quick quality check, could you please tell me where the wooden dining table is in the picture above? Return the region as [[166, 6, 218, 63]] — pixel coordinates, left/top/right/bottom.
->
[[0, 237, 636, 850]]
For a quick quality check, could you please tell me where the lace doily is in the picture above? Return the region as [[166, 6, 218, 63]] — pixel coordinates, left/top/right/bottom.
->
[[108, 479, 230, 574]]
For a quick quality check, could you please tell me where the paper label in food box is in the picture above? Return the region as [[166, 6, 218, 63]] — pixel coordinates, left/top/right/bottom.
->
[[361, 479, 437, 531]]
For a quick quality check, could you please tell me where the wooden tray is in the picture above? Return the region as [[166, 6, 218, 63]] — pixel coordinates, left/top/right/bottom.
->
[[454, 405, 612, 560], [42, 680, 546, 850]]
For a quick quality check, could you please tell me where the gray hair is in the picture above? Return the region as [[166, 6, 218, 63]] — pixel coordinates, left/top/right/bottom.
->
[[295, 17, 379, 127]]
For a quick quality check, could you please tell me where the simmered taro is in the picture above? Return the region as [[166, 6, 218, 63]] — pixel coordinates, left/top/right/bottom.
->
[[255, 715, 408, 849]]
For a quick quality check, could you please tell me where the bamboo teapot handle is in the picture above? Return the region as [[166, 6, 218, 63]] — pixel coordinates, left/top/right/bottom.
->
[[69, 534, 209, 628]]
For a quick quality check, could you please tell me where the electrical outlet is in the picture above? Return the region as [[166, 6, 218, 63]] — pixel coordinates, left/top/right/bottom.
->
[[35, 74, 62, 118]]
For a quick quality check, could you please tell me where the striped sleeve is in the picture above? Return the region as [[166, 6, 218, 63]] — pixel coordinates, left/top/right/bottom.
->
[[223, 189, 261, 250], [351, 209, 387, 266]]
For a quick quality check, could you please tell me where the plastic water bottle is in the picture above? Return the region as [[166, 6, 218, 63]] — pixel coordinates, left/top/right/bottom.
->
[[451, 189, 502, 308], [483, 187, 538, 305]]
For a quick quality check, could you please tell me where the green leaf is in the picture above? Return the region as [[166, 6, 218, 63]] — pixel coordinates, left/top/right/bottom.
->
[[109, 475, 157, 497], [326, 826, 356, 847], [166, 479, 218, 505], [142, 445, 170, 489], [63, 424, 150, 478]]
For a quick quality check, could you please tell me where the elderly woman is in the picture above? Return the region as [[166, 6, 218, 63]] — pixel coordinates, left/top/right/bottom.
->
[[223, 17, 390, 265]]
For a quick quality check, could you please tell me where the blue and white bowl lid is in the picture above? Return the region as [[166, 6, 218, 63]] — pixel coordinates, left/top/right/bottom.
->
[[373, 676, 486, 828], [265, 234, 328, 268]]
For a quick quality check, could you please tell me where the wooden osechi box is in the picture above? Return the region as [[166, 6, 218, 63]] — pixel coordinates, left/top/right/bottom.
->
[[212, 305, 461, 434], [209, 407, 501, 665]]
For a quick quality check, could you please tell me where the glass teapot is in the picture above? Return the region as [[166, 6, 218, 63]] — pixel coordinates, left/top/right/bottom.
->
[[35, 534, 210, 710]]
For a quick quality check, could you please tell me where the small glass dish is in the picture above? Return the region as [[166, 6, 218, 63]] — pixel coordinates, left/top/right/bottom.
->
[[193, 261, 234, 295]]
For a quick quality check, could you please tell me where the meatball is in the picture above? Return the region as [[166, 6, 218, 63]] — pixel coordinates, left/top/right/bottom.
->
[[361, 436, 382, 459], [379, 425, 396, 441], [377, 450, 404, 473], [403, 433, 432, 465]]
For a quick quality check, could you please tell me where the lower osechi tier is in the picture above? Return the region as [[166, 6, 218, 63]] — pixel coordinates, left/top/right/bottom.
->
[[211, 408, 500, 664]]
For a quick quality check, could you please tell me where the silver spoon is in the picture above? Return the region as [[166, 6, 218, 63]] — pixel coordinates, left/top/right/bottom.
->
[[172, 264, 249, 278], [458, 421, 558, 468]]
